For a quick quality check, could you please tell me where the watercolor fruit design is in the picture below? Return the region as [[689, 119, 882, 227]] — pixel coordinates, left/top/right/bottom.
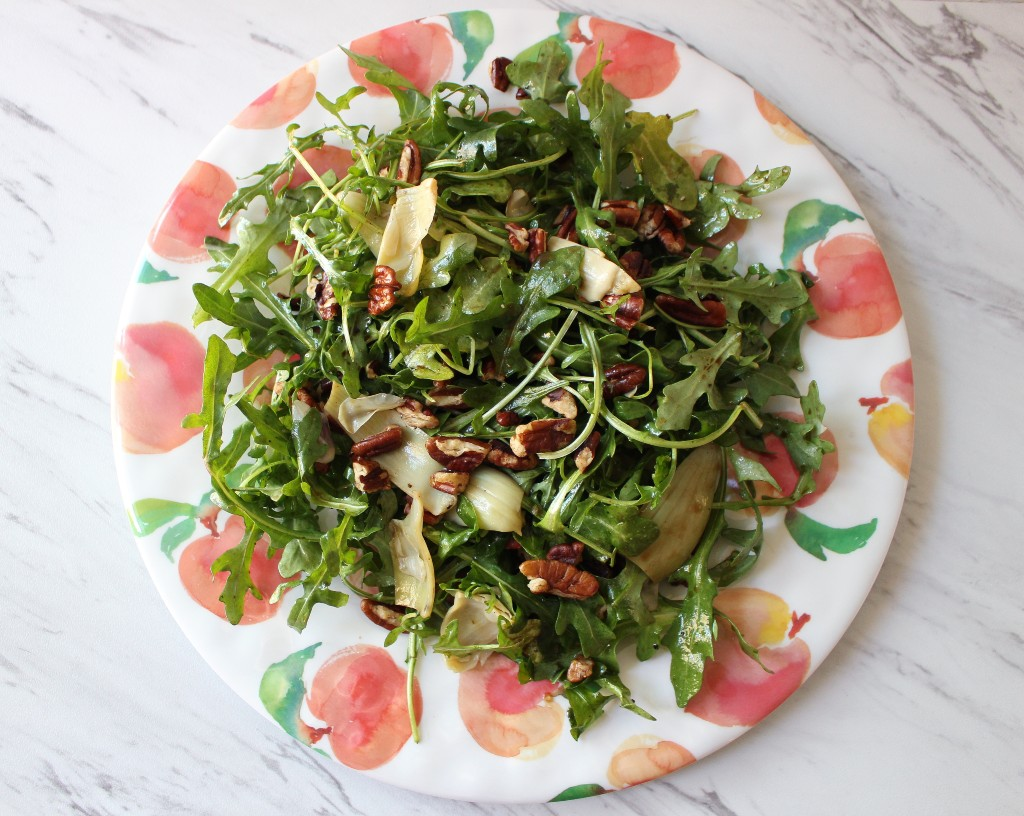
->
[[575, 18, 679, 99], [782, 200, 901, 338], [606, 736, 695, 788], [308, 645, 422, 770], [148, 160, 235, 263], [177, 516, 293, 624], [232, 63, 318, 130], [348, 21, 453, 97], [686, 587, 811, 727], [115, 322, 205, 454], [273, 145, 354, 193], [864, 359, 914, 478], [754, 91, 810, 145], [458, 653, 563, 758]]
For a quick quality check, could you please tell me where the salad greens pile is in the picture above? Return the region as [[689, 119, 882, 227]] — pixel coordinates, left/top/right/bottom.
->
[[187, 41, 833, 739]]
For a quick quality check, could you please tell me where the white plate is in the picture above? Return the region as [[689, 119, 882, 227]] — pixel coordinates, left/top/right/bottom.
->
[[113, 10, 913, 802]]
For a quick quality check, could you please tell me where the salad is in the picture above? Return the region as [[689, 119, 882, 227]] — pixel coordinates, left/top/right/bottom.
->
[[187, 41, 833, 740]]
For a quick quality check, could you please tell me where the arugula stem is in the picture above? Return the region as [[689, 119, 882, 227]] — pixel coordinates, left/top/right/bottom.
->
[[210, 471, 321, 540], [538, 323, 603, 459], [407, 630, 421, 743], [600, 402, 749, 449]]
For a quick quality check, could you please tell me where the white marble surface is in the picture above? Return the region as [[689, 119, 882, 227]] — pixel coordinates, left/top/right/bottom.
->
[[2, 0, 1022, 813]]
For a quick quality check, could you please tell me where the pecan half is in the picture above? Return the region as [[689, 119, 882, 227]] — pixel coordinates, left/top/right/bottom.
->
[[489, 56, 512, 92], [395, 398, 439, 429], [426, 384, 468, 410], [495, 411, 521, 427], [486, 440, 539, 471], [554, 204, 578, 241], [527, 227, 548, 264], [519, 559, 599, 600], [396, 139, 422, 186], [368, 264, 401, 316], [425, 436, 491, 472], [481, 359, 505, 382], [360, 598, 405, 630], [619, 250, 652, 281], [654, 294, 727, 327], [573, 430, 600, 472], [600, 199, 640, 228], [567, 656, 595, 683], [602, 292, 645, 331], [293, 387, 318, 409], [542, 388, 577, 419], [603, 363, 646, 398], [505, 222, 529, 253], [662, 203, 691, 231], [350, 424, 404, 458], [352, 458, 390, 492], [636, 203, 666, 239], [657, 226, 687, 256], [547, 541, 584, 566], [306, 271, 338, 320], [515, 86, 529, 100], [430, 470, 471, 496], [510, 418, 576, 456]]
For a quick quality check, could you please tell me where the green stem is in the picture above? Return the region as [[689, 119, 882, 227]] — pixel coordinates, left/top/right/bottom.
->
[[600, 402, 749, 449]]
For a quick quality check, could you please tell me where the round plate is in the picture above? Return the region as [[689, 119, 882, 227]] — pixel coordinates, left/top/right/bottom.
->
[[113, 10, 913, 802]]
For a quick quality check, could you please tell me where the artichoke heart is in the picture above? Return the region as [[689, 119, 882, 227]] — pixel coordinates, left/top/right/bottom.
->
[[547, 236, 640, 302], [439, 591, 512, 672], [377, 178, 438, 296], [389, 495, 435, 618]]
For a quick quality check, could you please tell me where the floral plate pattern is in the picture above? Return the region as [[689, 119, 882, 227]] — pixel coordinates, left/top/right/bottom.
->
[[113, 10, 913, 802]]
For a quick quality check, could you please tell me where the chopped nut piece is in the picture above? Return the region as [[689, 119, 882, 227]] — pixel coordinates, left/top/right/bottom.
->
[[662, 203, 691, 231], [426, 384, 468, 410], [350, 424, 404, 458], [553, 204, 578, 241], [600, 199, 641, 228], [360, 598, 405, 630], [365, 360, 381, 380], [519, 559, 599, 600], [307, 271, 339, 320], [602, 292, 645, 331], [430, 470, 471, 496], [425, 436, 491, 472], [395, 398, 439, 429], [619, 250, 652, 281], [352, 458, 390, 493], [495, 411, 521, 427], [396, 139, 422, 186], [480, 359, 505, 382], [486, 440, 538, 471], [510, 418, 576, 456], [542, 388, 577, 419], [654, 294, 727, 327], [636, 203, 666, 239], [547, 541, 584, 565], [368, 264, 401, 316], [603, 363, 647, 398], [489, 56, 512, 92], [573, 431, 601, 472], [404, 494, 442, 525], [515, 86, 529, 100], [505, 222, 529, 253], [657, 226, 687, 256], [527, 227, 548, 264], [293, 387, 318, 409], [567, 656, 595, 683]]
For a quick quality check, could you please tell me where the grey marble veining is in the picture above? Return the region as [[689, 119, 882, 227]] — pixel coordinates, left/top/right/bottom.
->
[[1, 0, 1022, 813]]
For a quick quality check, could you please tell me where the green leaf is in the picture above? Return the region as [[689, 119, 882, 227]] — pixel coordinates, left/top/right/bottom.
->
[[549, 784, 609, 802], [579, 59, 635, 199], [626, 112, 697, 210], [656, 329, 742, 430], [556, 601, 616, 657], [493, 246, 582, 374], [129, 498, 196, 537], [567, 501, 659, 557], [258, 643, 325, 745], [341, 47, 429, 121], [744, 361, 800, 406], [506, 38, 572, 103], [291, 404, 327, 478], [785, 509, 878, 561], [781, 199, 862, 267], [446, 11, 494, 78], [160, 517, 197, 560], [211, 519, 263, 625], [182, 334, 236, 462], [137, 260, 178, 284]]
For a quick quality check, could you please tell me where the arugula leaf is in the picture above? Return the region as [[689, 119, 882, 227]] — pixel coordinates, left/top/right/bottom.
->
[[626, 112, 697, 210], [578, 58, 635, 199], [182, 335, 236, 461], [506, 38, 572, 103], [567, 500, 659, 557], [211, 520, 264, 625], [656, 329, 742, 430]]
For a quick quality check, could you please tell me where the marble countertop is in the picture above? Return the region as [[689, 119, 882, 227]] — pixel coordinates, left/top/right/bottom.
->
[[3, 0, 1022, 813]]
